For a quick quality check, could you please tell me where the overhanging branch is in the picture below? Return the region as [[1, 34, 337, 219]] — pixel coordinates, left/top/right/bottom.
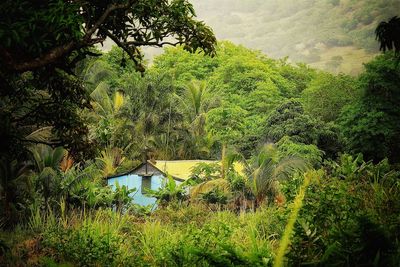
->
[[0, 42, 75, 72], [127, 40, 185, 47], [103, 29, 144, 72], [83, 1, 136, 41], [1, 1, 135, 73]]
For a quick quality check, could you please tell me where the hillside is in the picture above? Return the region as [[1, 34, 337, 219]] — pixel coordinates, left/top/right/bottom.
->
[[189, 0, 400, 75], [103, 0, 399, 75]]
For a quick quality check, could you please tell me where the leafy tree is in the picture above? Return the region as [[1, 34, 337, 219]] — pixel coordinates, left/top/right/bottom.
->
[[339, 53, 400, 162], [301, 73, 361, 122], [0, 70, 94, 160], [206, 105, 247, 150], [79, 46, 141, 93], [0, 0, 216, 161], [264, 100, 316, 144], [153, 46, 218, 87], [209, 42, 291, 97], [278, 60, 316, 97], [264, 100, 341, 158], [277, 136, 324, 168], [0, 0, 216, 72]]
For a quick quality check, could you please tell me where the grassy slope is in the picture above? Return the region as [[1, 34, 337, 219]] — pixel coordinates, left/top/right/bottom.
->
[[191, 0, 400, 75]]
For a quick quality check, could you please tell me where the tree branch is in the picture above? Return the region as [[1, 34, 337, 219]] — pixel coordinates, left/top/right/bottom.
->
[[83, 1, 135, 41], [103, 29, 144, 72], [1, 1, 134, 73], [127, 40, 185, 47], [0, 42, 75, 72]]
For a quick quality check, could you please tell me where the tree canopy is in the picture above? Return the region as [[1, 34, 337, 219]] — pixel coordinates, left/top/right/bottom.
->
[[339, 52, 400, 162], [0, 0, 216, 160], [0, 0, 216, 73]]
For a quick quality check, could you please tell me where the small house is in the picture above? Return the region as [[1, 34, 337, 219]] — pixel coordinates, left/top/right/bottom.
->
[[107, 160, 218, 206]]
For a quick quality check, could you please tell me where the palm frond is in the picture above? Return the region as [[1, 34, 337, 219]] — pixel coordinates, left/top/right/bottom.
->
[[375, 16, 400, 54], [113, 91, 125, 113], [90, 81, 112, 115], [273, 156, 309, 181], [24, 127, 56, 144], [96, 147, 125, 178], [245, 143, 308, 204], [190, 178, 230, 199]]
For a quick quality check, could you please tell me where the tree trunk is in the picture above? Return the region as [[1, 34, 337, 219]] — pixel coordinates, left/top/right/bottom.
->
[[221, 143, 227, 179]]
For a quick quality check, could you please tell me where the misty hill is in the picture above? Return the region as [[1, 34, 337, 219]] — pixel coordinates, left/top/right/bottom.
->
[[190, 0, 399, 75]]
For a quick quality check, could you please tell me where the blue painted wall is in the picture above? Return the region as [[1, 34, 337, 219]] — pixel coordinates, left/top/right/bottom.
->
[[108, 174, 164, 206]]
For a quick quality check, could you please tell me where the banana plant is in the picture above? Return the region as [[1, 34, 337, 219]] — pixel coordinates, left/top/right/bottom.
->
[[146, 175, 193, 206], [112, 182, 136, 213]]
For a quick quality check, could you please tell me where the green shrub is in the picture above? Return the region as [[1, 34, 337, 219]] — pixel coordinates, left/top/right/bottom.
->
[[284, 158, 400, 266], [277, 136, 324, 168], [201, 188, 228, 204], [41, 210, 134, 266], [43, 226, 122, 266]]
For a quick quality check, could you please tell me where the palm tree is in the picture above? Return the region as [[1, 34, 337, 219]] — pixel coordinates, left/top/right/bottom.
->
[[177, 80, 217, 137], [183, 144, 308, 210], [80, 58, 116, 93], [0, 127, 69, 225], [189, 147, 243, 205], [175, 130, 214, 160], [376, 16, 400, 54], [90, 82, 125, 117], [244, 144, 308, 208], [29, 144, 65, 208], [88, 82, 128, 147], [190, 178, 230, 201], [122, 74, 180, 161], [173, 80, 218, 158], [29, 144, 65, 173]]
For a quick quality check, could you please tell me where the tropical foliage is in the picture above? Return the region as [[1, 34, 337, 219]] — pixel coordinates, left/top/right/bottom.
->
[[1, 6, 400, 267]]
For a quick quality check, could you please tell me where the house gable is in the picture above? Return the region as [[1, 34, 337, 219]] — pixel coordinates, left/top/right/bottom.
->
[[107, 161, 185, 182], [131, 162, 164, 177]]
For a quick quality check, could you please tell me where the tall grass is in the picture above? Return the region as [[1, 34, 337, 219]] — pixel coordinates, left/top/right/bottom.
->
[[273, 170, 318, 267], [7, 164, 396, 266], [28, 204, 57, 232]]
